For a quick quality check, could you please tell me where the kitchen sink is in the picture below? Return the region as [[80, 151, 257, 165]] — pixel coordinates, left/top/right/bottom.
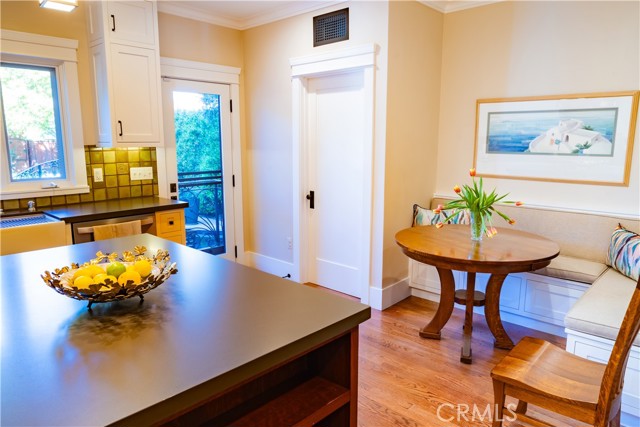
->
[[0, 213, 67, 255], [0, 213, 60, 228]]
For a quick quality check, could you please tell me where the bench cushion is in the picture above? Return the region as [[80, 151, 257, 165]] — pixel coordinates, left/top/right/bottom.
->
[[565, 268, 640, 346], [533, 255, 608, 284]]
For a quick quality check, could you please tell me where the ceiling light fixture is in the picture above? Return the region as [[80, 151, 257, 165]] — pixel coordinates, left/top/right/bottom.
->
[[39, 0, 77, 12]]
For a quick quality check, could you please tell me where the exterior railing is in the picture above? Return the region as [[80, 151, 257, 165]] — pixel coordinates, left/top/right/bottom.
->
[[13, 159, 62, 180], [178, 170, 225, 255]]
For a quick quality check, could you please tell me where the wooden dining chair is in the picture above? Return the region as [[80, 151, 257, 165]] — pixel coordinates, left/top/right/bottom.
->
[[490, 276, 640, 427]]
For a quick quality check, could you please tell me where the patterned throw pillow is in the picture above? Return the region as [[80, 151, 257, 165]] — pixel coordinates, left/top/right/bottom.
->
[[606, 224, 640, 281], [412, 204, 469, 227]]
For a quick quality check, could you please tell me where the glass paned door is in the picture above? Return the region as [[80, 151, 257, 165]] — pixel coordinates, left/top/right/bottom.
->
[[162, 79, 234, 259]]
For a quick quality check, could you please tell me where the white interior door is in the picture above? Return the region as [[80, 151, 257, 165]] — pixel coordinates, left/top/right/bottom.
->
[[305, 71, 366, 297], [161, 78, 236, 261]]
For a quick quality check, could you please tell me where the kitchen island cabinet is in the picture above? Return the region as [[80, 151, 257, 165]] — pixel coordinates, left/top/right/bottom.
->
[[1, 234, 370, 426]]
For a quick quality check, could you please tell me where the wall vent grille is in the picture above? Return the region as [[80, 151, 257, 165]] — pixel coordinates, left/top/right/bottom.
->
[[313, 8, 349, 47]]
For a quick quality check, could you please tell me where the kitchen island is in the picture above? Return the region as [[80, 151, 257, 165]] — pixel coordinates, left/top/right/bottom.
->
[[1, 234, 370, 426]]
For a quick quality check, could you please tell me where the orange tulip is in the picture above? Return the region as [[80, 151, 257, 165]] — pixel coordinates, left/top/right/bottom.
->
[[488, 227, 498, 237], [435, 222, 444, 229], [469, 168, 476, 177], [454, 185, 461, 194], [515, 201, 524, 207], [508, 219, 516, 225]]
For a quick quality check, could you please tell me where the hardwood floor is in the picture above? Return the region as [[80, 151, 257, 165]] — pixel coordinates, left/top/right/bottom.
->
[[309, 285, 588, 427]]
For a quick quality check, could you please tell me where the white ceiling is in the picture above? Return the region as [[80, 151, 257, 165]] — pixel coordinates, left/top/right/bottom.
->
[[156, 0, 501, 30]]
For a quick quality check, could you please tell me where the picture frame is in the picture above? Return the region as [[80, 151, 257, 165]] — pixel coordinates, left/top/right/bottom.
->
[[473, 91, 640, 186]]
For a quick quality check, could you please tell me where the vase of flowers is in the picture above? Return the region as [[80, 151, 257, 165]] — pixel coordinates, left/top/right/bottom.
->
[[435, 168, 522, 241]]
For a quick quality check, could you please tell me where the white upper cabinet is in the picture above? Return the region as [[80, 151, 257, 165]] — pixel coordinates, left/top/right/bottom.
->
[[110, 44, 160, 143], [88, 1, 156, 48], [86, 0, 163, 147]]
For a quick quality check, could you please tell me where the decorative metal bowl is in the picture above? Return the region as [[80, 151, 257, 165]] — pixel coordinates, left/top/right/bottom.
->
[[42, 246, 177, 309]]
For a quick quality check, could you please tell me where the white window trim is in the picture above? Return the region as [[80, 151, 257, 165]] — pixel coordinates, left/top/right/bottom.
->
[[0, 29, 88, 200]]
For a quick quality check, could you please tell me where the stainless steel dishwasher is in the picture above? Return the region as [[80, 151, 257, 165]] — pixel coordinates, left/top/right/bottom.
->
[[71, 214, 155, 243]]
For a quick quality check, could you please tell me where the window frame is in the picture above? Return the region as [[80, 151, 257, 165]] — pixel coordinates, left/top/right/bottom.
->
[[0, 29, 88, 200]]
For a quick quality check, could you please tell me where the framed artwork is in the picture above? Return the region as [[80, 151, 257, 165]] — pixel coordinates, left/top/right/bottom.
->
[[473, 91, 639, 186]]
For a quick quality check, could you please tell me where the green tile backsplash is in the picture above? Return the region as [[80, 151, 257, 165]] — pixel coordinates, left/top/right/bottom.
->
[[1, 147, 159, 211]]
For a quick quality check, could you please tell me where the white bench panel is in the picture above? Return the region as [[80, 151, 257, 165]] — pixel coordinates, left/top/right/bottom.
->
[[566, 329, 639, 426], [523, 277, 588, 326]]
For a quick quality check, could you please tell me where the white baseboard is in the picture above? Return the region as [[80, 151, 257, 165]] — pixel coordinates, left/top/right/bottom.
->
[[245, 252, 411, 311], [410, 287, 441, 303], [245, 251, 295, 280], [369, 278, 411, 310]]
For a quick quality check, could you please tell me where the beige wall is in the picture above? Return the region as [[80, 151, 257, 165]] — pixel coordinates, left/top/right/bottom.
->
[[242, 1, 390, 264], [157, 12, 243, 68], [437, 1, 640, 216], [382, 1, 443, 287], [1, 0, 96, 145]]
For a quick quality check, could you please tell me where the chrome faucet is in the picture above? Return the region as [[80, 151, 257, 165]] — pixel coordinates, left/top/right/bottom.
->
[[27, 201, 36, 212]]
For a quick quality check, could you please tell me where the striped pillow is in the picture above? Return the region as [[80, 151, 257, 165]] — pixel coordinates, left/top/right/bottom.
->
[[606, 224, 640, 281], [412, 204, 469, 227]]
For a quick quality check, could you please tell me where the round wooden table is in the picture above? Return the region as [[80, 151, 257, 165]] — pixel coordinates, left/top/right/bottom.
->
[[395, 224, 559, 364]]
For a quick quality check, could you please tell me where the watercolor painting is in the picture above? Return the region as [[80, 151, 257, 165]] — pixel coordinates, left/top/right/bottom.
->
[[474, 91, 639, 185], [486, 108, 617, 156]]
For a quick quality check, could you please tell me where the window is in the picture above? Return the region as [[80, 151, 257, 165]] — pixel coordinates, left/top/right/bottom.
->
[[1, 63, 67, 181], [0, 29, 88, 199]]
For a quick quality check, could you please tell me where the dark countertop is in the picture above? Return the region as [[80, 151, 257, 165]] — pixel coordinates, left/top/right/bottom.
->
[[0, 234, 371, 427], [42, 197, 188, 223]]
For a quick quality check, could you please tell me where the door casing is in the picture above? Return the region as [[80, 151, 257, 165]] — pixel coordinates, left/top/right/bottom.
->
[[156, 57, 245, 264], [291, 44, 376, 304]]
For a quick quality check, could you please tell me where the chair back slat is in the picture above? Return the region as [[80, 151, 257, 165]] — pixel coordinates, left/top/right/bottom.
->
[[595, 277, 640, 426]]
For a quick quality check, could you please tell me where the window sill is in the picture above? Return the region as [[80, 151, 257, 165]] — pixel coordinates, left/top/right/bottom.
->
[[0, 185, 90, 201]]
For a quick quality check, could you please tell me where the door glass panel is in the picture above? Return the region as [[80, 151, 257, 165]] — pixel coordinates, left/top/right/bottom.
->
[[172, 91, 225, 255]]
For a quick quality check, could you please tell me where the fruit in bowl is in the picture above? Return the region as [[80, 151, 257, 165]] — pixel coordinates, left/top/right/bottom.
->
[[42, 247, 177, 308]]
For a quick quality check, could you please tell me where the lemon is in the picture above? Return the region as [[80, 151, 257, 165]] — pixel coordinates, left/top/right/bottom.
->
[[133, 260, 152, 278], [118, 270, 141, 285], [94, 274, 117, 286], [106, 262, 126, 278], [72, 267, 92, 281], [74, 275, 94, 289], [86, 264, 105, 278]]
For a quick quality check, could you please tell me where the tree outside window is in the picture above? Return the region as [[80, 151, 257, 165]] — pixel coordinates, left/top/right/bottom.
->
[[1, 62, 67, 181]]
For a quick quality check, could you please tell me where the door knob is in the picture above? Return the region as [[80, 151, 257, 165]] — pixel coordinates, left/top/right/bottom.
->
[[306, 191, 315, 209]]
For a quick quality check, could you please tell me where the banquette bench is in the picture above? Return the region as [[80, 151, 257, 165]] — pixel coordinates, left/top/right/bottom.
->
[[409, 197, 639, 425]]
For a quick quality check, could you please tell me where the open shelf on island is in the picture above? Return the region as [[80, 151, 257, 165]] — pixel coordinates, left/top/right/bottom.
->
[[163, 329, 358, 427], [230, 376, 349, 427]]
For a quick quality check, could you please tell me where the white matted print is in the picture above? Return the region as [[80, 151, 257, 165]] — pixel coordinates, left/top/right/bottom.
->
[[473, 91, 639, 186]]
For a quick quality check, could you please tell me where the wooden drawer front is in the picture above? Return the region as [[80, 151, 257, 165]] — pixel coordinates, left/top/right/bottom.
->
[[156, 210, 183, 234], [161, 231, 185, 245]]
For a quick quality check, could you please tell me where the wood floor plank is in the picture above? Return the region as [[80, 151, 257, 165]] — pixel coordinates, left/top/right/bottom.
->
[[306, 285, 585, 427]]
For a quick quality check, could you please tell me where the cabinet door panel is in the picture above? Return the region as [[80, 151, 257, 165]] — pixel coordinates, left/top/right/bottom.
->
[[107, 1, 156, 47], [90, 44, 113, 144], [110, 44, 160, 143]]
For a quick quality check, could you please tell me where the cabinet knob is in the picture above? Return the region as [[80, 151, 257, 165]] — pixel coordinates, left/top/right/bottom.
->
[[169, 220, 174, 225]]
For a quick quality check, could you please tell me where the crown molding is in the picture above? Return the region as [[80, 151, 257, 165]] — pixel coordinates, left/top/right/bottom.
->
[[157, 1, 346, 31], [419, 0, 502, 14]]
